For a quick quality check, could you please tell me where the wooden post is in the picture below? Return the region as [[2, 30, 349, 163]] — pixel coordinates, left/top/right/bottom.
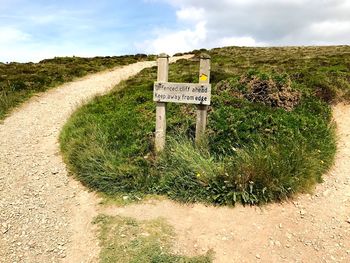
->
[[195, 54, 211, 143], [155, 53, 169, 152]]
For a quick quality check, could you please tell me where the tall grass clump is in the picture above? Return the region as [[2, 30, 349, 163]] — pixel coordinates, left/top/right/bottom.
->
[[155, 129, 335, 205], [154, 136, 224, 203]]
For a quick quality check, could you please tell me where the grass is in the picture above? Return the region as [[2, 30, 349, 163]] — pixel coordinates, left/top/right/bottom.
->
[[60, 46, 349, 205], [93, 214, 213, 263], [98, 193, 166, 206], [0, 54, 155, 120]]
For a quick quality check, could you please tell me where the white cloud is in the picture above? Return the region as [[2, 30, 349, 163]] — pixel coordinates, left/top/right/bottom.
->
[[141, 0, 350, 53], [136, 21, 207, 55], [138, 3, 268, 54], [310, 21, 350, 38], [176, 7, 205, 23], [217, 36, 267, 47], [0, 26, 90, 62], [28, 14, 58, 24], [137, 5, 207, 54], [0, 26, 30, 44]]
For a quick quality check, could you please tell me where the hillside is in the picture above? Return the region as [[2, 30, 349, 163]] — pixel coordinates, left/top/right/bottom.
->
[[60, 45, 350, 206], [0, 55, 155, 120]]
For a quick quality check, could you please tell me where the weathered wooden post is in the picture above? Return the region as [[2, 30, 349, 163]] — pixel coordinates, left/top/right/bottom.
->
[[153, 53, 211, 151], [195, 54, 211, 143], [155, 53, 169, 152]]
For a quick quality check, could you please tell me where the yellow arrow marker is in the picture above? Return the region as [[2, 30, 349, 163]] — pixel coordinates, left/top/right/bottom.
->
[[199, 74, 208, 82]]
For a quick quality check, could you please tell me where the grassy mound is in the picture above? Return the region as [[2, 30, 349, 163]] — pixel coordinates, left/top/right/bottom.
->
[[0, 54, 154, 120], [60, 46, 350, 205]]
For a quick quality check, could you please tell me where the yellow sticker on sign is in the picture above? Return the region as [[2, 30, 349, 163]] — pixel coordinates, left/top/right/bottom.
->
[[199, 74, 208, 82]]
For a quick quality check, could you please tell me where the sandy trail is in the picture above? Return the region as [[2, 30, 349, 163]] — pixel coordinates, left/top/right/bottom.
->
[[0, 56, 190, 263], [102, 103, 350, 263]]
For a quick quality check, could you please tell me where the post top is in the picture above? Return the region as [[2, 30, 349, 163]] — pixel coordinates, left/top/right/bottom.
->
[[200, 53, 211, 59], [158, 53, 169, 58]]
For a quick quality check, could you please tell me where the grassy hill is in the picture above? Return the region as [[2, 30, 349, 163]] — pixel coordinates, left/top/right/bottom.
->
[[60, 46, 349, 205], [0, 55, 155, 120]]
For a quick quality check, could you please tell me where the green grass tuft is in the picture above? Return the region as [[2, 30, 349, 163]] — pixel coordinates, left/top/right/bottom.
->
[[93, 214, 213, 263]]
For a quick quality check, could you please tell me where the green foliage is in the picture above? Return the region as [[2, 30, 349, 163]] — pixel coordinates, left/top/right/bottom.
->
[[93, 214, 213, 263], [60, 71, 157, 194], [155, 125, 335, 205], [60, 46, 347, 205], [154, 137, 223, 203], [0, 55, 154, 119]]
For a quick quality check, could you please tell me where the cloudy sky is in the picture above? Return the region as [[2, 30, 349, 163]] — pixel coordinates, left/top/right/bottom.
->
[[1, 0, 349, 62]]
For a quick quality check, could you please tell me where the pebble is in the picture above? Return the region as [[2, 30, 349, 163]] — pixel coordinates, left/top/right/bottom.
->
[[300, 210, 307, 218], [274, 241, 282, 247]]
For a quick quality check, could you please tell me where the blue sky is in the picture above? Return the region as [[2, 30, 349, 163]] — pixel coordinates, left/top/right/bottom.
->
[[1, 0, 350, 62]]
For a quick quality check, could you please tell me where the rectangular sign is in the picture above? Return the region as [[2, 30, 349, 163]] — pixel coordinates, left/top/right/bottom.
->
[[153, 82, 211, 105]]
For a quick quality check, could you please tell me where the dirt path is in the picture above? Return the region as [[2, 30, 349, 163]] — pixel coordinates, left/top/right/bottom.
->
[[1, 57, 349, 263], [0, 56, 190, 263], [102, 103, 350, 263]]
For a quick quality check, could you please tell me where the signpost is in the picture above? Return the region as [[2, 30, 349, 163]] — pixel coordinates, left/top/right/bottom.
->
[[154, 53, 211, 152], [153, 82, 211, 105]]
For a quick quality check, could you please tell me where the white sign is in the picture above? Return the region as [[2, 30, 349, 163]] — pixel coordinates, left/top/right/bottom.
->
[[153, 82, 211, 105]]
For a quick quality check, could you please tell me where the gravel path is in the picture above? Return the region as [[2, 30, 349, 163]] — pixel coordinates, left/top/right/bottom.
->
[[103, 104, 350, 263], [0, 56, 189, 263]]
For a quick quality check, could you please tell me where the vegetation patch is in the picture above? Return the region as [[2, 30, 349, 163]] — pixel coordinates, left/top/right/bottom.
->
[[0, 55, 154, 120], [60, 46, 350, 205], [229, 71, 301, 111], [93, 214, 213, 263]]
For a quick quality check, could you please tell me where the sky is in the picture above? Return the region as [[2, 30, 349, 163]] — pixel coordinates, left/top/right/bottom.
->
[[0, 0, 349, 62]]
